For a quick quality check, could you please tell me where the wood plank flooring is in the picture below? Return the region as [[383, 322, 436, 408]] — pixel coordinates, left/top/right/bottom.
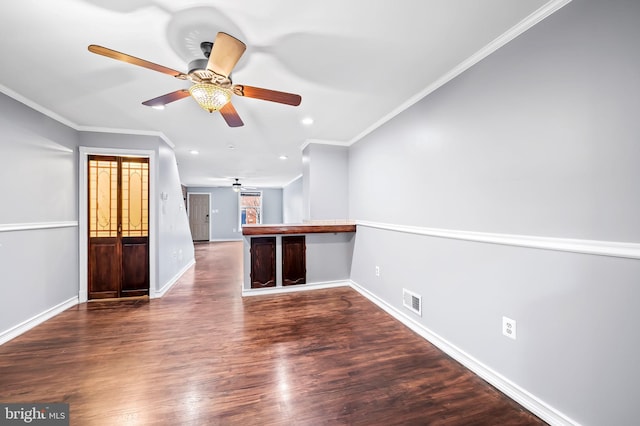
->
[[0, 242, 546, 425]]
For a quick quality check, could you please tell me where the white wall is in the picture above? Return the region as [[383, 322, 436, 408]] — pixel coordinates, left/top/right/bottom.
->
[[0, 92, 195, 342], [0, 93, 79, 342], [262, 188, 284, 225], [302, 143, 349, 221], [348, 1, 640, 424], [157, 144, 195, 291], [283, 176, 303, 223]]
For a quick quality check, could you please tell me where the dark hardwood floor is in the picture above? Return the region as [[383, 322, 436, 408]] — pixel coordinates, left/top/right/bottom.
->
[[0, 242, 546, 425]]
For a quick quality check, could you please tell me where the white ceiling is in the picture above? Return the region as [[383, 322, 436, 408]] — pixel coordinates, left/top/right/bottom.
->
[[0, 0, 558, 188]]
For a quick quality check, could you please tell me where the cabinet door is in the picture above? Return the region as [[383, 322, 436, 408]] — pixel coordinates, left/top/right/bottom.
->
[[282, 236, 306, 286], [251, 237, 276, 288]]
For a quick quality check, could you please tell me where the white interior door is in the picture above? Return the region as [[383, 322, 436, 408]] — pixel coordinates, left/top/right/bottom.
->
[[188, 193, 210, 241]]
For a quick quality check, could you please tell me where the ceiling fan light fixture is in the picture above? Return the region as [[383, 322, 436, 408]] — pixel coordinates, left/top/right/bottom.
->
[[189, 83, 232, 112], [232, 179, 242, 192]]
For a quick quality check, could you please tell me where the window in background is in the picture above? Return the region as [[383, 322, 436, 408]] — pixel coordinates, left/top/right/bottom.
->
[[239, 191, 262, 226]]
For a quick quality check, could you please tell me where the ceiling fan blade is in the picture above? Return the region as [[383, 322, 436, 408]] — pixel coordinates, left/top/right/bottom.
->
[[88, 45, 187, 79], [233, 85, 301, 106], [206, 32, 246, 77], [142, 89, 190, 108], [220, 102, 244, 127]]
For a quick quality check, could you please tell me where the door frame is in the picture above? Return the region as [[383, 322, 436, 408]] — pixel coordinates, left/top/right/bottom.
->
[[187, 192, 211, 241], [78, 146, 157, 303]]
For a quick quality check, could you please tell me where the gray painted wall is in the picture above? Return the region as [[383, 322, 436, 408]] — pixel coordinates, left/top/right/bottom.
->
[[283, 176, 303, 223], [302, 144, 349, 221], [0, 93, 79, 335], [262, 188, 283, 225], [348, 1, 640, 424], [306, 233, 354, 283], [0, 94, 79, 224], [187, 186, 283, 241], [157, 144, 196, 289], [0, 92, 195, 339]]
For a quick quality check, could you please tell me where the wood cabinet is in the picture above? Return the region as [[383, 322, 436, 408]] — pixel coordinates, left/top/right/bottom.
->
[[282, 236, 306, 286], [250, 237, 276, 288], [243, 223, 355, 293]]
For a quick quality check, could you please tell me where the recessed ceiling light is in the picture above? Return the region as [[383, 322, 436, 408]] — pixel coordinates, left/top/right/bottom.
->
[[279, 155, 288, 160], [189, 150, 199, 155], [301, 117, 314, 125], [228, 145, 235, 150], [151, 105, 165, 110]]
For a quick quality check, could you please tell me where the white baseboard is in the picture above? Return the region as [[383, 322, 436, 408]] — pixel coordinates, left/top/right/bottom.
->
[[154, 259, 196, 298], [242, 280, 350, 297], [208, 238, 243, 242], [0, 296, 78, 346], [349, 280, 579, 426]]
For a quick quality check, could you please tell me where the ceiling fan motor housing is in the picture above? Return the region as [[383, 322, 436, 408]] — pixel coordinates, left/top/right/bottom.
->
[[188, 58, 208, 74], [200, 41, 213, 58]]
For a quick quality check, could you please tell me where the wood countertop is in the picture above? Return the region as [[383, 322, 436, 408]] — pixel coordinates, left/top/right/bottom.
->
[[242, 223, 356, 236]]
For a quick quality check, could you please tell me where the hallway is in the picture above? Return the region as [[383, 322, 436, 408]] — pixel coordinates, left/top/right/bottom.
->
[[0, 242, 545, 425]]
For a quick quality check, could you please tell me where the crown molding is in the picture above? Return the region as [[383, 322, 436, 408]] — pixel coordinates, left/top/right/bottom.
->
[[282, 174, 303, 188], [347, 0, 573, 146], [0, 84, 176, 149], [300, 139, 350, 151]]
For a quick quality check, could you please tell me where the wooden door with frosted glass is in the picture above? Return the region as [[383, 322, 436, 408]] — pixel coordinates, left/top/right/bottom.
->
[[88, 155, 149, 299]]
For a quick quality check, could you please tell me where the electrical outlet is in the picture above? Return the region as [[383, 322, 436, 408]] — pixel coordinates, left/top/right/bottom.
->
[[502, 316, 517, 340], [375, 266, 380, 277]]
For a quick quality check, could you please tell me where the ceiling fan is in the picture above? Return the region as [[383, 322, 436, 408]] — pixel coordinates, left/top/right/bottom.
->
[[231, 178, 256, 192], [88, 32, 302, 127]]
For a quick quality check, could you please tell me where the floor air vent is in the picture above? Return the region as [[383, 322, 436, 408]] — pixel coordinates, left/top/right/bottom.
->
[[403, 288, 422, 316]]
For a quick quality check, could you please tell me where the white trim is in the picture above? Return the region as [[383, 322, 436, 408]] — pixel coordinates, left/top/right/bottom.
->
[[282, 174, 303, 188], [242, 280, 350, 297], [357, 220, 640, 260], [300, 139, 351, 151], [0, 84, 175, 148], [348, 0, 572, 146], [0, 296, 78, 346], [77, 125, 175, 149], [209, 238, 243, 242], [154, 259, 196, 298], [0, 84, 79, 129], [0, 221, 78, 232], [78, 147, 158, 303], [349, 280, 579, 426]]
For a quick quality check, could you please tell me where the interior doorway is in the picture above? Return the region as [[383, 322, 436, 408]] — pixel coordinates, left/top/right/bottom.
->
[[188, 193, 211, 241], [87, 155, 149, 299]]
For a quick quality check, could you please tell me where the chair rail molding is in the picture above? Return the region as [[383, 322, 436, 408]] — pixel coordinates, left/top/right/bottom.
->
[[0, 221, 78, 233], [356, 220, 640, 260]]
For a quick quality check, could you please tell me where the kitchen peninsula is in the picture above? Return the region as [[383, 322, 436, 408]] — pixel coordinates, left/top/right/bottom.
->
[[241, 222, 356, 296]]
